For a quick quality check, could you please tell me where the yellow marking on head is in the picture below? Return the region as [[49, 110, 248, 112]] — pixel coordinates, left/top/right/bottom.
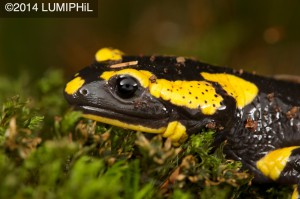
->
[[83, 114, 166, 133], [101, 69, 224, 115], [101, 69, 153, 88], [150, 80, 223, 115], [256, 146, 300, 181], [292, 186, 299, 199], [162, 121, 188, 143], [201, 72, 258, 109], [95, 48, 124, 62], [65, 77, 85, 95]]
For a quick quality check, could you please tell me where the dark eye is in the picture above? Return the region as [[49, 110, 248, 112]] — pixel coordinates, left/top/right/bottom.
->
[[116, 75, 138, 98]]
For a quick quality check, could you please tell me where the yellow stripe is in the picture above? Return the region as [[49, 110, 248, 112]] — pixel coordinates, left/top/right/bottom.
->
[[201, 72, 258, 109], [65, 77, 85, 95], [83, 114, 187, 143], [256, 146, 300, 180], [83, 114, 166, 134]]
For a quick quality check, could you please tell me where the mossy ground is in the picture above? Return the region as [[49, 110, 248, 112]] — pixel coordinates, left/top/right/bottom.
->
[[0, 69, 292, 199]]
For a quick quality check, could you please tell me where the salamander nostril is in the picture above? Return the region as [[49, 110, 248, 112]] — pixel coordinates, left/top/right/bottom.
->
[[80, 88, 88, 96]]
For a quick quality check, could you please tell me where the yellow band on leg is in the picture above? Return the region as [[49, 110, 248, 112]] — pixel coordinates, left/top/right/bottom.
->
[[162, 121, 187, 143]]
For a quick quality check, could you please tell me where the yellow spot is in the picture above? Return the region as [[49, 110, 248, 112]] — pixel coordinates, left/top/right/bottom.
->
[[292, 186, 299, 199], [65, 77, 85, 95], [256, 146, 300, 181], [101, 69, 153, 88], [162, 121, 188, 143], [101, 69, 224, 115], [95, 48, 124, 62], [201, 72, 258, 109], [83, 114, 166, 134]]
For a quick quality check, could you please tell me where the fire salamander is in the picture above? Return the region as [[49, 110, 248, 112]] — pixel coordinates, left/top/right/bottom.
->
[[64, 48, 300, 198]]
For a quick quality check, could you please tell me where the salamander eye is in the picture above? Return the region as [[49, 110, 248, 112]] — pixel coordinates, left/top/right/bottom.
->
[[116, 75, 138, 98]]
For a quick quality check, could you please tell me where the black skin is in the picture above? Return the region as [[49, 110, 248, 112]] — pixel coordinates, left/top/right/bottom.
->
[[65, 55, 300, 186]]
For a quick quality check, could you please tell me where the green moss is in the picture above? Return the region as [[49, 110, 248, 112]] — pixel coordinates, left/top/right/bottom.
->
[[0, 69, 292, 199]]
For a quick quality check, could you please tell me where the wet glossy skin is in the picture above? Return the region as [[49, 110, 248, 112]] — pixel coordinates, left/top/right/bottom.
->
[[64, 50, 300, 198]]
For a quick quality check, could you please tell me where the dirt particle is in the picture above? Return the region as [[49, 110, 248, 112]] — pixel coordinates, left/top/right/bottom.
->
[[176, 56, 186, 64], [150, 56, 156, 62], [239, 69, 244, 75], [286, 106, 299, 119], [267, 93, 275, 102], [149, 75, 157, 83], [206, 122, 216, 129], [109, 61, 138, 68], [245, 118, 258, 131]]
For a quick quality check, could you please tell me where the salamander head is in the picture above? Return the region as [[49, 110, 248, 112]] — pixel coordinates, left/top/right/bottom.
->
[[64, 51, 170, 134]]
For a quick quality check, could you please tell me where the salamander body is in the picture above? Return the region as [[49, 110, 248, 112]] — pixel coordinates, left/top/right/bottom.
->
[[64, 48, 300, 198]]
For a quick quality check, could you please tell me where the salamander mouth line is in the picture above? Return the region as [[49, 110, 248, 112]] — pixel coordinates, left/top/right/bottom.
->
[[74, 105, 169, 134], [76, 105, 169, 121]]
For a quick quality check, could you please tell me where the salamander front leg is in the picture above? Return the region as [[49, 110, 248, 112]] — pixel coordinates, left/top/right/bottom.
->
[[162, 121, 188, 145]]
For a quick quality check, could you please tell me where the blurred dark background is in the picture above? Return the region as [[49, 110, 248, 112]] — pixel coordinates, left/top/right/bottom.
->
[[1, 0, 300, 78]]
